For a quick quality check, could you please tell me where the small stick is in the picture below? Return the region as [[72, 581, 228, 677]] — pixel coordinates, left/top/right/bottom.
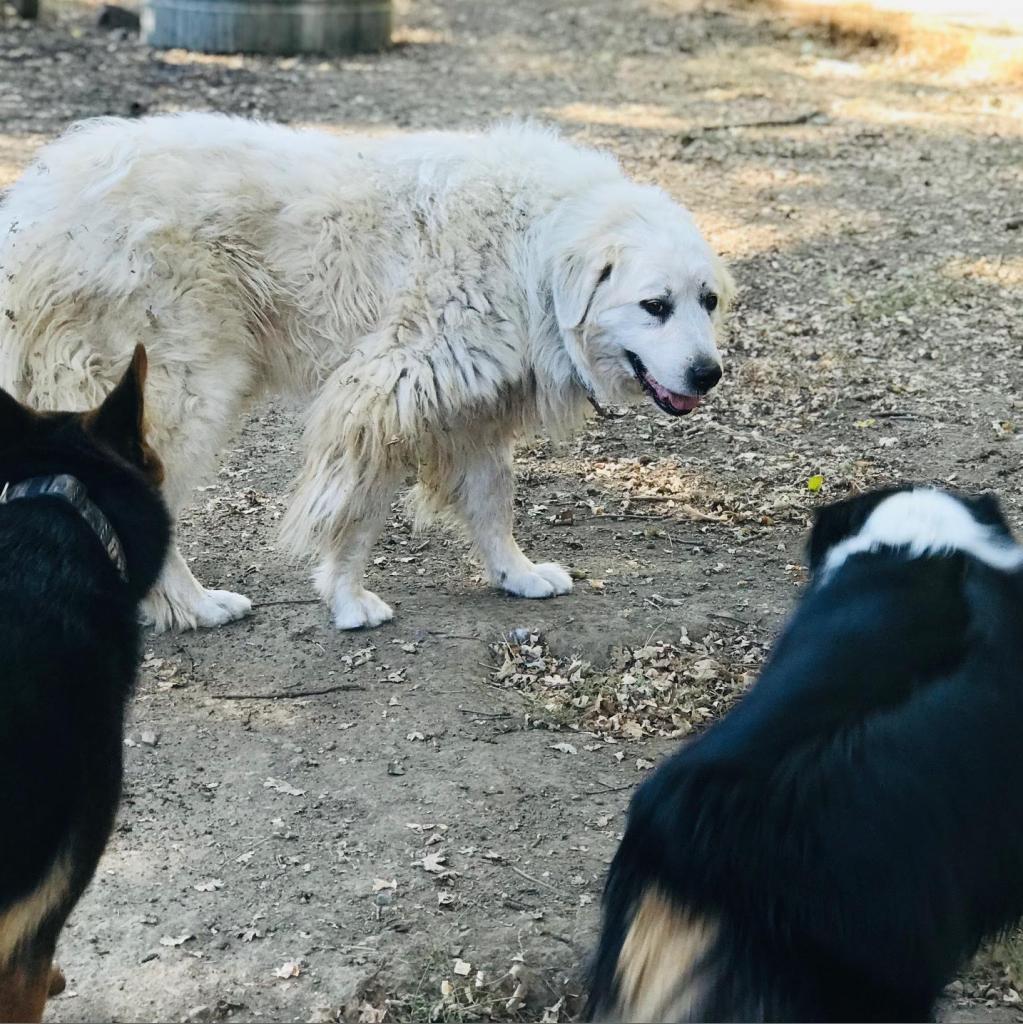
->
[[695, 110, 824, 133], [592, 512, 672, 522], [583, 782, 635, 795], [211, 683, 366, 700], [427, 631, 491, 645], [457, 708, 512, 718], [708, 612, 748, 625], [251, 598, 321, 608], [509, 865, 570, 900]]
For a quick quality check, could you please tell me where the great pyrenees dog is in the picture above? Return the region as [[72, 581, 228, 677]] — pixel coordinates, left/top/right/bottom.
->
[[0, 114, 733, 631]]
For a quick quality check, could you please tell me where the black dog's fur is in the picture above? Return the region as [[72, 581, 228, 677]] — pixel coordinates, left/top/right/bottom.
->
[[589, 487, 1023, 1022], [0, 346, 169, 1022]]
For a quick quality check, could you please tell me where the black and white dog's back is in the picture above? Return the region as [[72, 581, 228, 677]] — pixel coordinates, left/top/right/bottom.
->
[[589, 487, 1023, 1023]]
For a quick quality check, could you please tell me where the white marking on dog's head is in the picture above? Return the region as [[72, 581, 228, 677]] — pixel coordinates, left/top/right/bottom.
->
[[822, 488, 1023, 577], [550, 181, 733, 415]]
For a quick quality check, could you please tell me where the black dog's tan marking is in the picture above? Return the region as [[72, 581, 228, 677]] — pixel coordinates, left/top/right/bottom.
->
[[611, 889, 717, 1023], [0, 344, 170, 1021], [0, 855, 70, 1024], [0, 855, 71, 966]]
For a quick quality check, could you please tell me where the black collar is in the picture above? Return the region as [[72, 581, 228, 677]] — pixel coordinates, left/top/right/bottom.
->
[[0, 474, 128, 582]]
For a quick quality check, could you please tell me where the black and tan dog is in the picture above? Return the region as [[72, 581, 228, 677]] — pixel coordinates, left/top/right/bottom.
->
[[590, 486, 1023, 1022], [0, 345, 169, 1022]]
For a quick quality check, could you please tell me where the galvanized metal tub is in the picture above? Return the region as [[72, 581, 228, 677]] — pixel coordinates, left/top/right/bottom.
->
[[140, 0, 392, 55]]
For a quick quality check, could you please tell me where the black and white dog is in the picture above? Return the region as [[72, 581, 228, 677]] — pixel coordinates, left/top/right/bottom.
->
[[589, 486, 1023, 1022]]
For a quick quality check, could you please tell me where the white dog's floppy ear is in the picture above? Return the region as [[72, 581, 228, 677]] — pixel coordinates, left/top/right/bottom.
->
[[713, 255, 737, 314], [552, 253, 614, 335]]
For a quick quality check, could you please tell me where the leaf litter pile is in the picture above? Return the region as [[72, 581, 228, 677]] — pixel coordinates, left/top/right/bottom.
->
[[493, 625, 767, 740]]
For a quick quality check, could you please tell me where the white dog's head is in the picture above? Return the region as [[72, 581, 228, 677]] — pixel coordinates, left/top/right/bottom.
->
[[550, 182, 734, 416]]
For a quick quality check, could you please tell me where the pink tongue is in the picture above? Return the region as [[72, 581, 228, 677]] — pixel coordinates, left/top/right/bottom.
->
[[644, 372, 701, 412]]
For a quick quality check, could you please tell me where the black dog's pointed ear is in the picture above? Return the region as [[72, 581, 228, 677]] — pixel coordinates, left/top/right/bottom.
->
[[0, 386, 32, 439], [807, 501, 855, 573], [967, 491, 1007, 529], [89, 344, 148, 462]]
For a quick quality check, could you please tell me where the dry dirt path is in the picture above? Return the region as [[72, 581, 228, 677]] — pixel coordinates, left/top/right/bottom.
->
[[1, 0, 1022, 1019]]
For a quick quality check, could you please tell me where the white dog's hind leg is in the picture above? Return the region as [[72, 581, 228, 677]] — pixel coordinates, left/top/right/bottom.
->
[[439, 442, 574, 599], [313, 513, 396, 630], [310, 463, 404, 630]]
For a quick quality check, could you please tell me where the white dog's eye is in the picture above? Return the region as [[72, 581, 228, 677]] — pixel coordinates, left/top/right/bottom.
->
[[702, 291, 719, 313], [639, 298, 672, 322]]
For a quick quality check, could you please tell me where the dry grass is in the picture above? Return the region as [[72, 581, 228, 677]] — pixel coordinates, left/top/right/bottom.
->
[[752, 0, 1023, 80]]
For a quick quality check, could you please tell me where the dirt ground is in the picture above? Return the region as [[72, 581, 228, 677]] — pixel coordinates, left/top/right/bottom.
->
[[2, 0, 1023, 1020]]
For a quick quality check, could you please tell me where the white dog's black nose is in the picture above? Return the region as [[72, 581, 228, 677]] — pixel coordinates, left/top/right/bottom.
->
[[689, 361, 722, 395]]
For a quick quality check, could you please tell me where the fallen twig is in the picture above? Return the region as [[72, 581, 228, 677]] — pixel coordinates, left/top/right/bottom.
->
[[583, 782, 635, 795], [689, 110, 824, 136], [427, 631, 492, 645], [509, 865, 570, 900], [251, 597, 321, 608], [590, 512, 671, 522], [211, 683, 366, 700]]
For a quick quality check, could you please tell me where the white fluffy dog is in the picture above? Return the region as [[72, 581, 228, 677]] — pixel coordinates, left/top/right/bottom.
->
[[0, 114, 733, 631]]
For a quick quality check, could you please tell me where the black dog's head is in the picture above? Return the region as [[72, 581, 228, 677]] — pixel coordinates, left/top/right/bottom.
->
[[0, 344, 170, 598], [808, 486, 1014, 576], [0, 344, 163, 488]]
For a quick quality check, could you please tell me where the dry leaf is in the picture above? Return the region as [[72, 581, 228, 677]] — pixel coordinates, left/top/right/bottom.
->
[[549, 742, 577, 755], [159, 933, 194, 947], [372, 878, 397, 893], [419, 852, 447, 874], [358, 1003, 387, 1024], [193, 878, 224, 892], [274, 961, 302, 979], [542, 997, 565, 1023], [263, 778, 305, 797]]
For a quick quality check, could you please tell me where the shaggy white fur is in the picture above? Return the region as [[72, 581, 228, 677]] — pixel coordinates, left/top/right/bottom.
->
[[0, 114, 733, 630]]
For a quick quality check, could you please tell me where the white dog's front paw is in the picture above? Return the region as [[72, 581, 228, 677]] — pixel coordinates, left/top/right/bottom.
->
[[142, 587, 252, 632], [498, 561, 574, 599], [331, 587, 394, 630], [533, 562, 574, 594], [194, 589, 253, 627]]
